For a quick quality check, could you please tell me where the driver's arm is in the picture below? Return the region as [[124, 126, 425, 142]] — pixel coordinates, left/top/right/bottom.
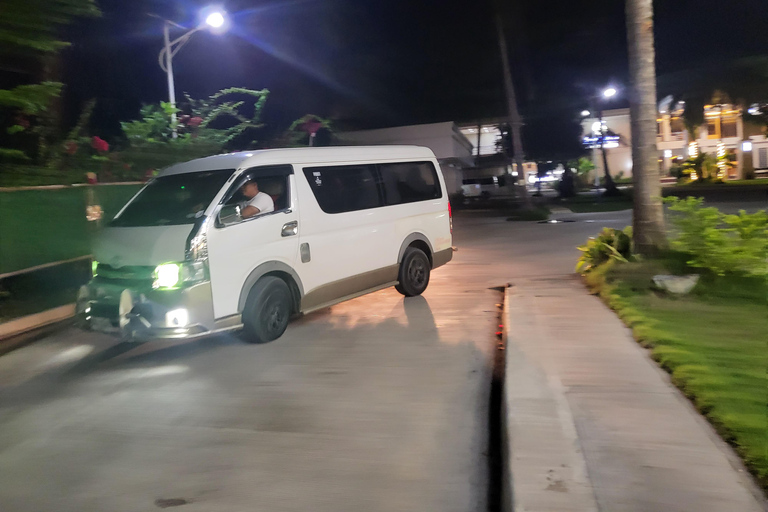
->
[[241, 205, 261, 219]]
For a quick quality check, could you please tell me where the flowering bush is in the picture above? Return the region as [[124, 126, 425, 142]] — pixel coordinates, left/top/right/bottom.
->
[[91, 136, 109, 153]]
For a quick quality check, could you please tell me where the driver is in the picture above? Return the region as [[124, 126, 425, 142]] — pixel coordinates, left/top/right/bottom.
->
[[240, 178, 274, 218]]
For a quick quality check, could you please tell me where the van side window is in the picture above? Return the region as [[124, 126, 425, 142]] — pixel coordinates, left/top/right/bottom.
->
[[303, 164, 382, 214], [379, 161, 442, 205], [218, 165, 292, 226]]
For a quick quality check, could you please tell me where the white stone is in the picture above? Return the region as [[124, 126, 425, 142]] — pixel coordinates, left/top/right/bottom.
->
[[652, 274, 700, 294]]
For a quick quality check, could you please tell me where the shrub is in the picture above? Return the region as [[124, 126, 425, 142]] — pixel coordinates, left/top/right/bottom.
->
[[682, 153, 721, 183], [576, 226, 633, 273], [665, 197, 768, 276]]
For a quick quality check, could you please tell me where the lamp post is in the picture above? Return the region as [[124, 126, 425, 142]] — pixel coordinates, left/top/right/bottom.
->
[[585, 86, 620, 195], [155, 8, 229, 138]]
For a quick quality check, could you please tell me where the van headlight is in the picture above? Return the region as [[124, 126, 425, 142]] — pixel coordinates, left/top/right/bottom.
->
[[153, 261, 207, 289], [154, 263, 180, 288]]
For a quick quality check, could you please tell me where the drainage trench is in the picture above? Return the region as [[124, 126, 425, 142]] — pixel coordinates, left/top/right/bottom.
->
[[487, 285, 508, 512]]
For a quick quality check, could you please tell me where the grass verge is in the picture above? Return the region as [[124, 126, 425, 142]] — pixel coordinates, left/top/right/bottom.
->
[[505, 204, 550, 221], [557, 194, 633, 213], [584, 258, 768, 492]]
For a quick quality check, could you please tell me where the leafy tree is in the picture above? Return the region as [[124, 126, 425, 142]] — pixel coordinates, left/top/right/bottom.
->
[[118, 88, 270, 176], [184, 87, 269, 148], [0, 0, 100, 162], [0, 0, 100, 56], [567, 156, 596, 185], [275, 115, 334, 147]]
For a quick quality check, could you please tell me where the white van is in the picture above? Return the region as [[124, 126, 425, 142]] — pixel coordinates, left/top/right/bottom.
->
[[78, 146, 453, 343]]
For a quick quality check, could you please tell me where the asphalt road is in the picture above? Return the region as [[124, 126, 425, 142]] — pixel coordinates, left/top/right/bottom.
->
[[1, 200, 763, 511], [0, 210, 542, 512]]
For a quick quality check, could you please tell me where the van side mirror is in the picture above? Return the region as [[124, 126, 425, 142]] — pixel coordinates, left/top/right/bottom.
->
[[217, 204, 241, 227]]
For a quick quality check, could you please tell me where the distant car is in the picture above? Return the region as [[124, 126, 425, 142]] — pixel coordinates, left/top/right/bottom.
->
[[78, 146, 453, 344], [461, 176, 512, 200]]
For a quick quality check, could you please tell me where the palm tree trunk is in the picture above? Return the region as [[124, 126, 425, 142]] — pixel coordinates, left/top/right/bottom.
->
[[495, 14, 531, 208], [625, 0, 666, 254]]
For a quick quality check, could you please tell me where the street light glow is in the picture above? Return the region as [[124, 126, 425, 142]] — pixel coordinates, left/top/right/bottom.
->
[[206, 12, 225, 28], [581, 110, 591, 117], [603, 87, 617, 98]]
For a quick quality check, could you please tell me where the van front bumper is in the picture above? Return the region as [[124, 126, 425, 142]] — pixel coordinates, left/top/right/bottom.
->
[[77, 278, 219, 340]]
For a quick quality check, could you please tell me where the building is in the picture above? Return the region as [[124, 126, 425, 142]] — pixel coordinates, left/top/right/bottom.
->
[[338, 122, 473, 194], [581, 104, 768, 181], [458, 121, 504, 158], [339, 120, 541, 196]]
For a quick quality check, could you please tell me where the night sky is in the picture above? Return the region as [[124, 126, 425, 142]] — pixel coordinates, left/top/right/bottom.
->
[[59, 0, 768, 159]]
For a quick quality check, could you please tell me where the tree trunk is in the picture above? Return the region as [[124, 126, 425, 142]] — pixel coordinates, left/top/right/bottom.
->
[[495, 14, 531, 208], [625, 0, 666, 254], [598, 108, 621, 196]]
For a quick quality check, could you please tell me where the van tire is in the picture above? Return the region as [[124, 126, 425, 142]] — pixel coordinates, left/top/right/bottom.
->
[[395, 247, 430, 297], [242, 276, 292, 344]]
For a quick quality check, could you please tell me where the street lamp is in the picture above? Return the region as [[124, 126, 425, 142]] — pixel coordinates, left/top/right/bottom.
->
[[581, 110, 591, 117], [205, 12, 226, 29], [585, 86, 620, 193], [155, 7, 230, 137]]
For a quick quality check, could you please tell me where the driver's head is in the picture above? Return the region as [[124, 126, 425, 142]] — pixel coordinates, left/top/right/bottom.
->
[[241, 179, 259, 199]]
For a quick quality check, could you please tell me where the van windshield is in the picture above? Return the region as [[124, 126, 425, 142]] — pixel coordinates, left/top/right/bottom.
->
[[111, 169, 235, 227]]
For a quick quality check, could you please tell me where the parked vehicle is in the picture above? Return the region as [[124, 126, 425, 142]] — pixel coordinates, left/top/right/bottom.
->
[[77, 146, 453, 343], [461, 175, 513, 201]]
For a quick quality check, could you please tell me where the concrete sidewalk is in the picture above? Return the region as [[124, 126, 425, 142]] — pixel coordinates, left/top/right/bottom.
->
[[503, 275, 766, 512]]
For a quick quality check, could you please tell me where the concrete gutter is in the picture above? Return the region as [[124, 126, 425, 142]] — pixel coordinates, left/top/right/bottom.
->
[[502, 285, 598, 512]]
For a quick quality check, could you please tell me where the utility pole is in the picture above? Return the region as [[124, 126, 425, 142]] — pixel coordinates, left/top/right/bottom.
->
[[163, 22, 178, 138], [495, 13, 531, 208]]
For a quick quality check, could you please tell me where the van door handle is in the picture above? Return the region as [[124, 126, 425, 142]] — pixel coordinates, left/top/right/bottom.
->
[[281, 221, 298, 237]]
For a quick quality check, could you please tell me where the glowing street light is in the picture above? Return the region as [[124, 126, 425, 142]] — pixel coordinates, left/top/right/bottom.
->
[[603, 87, 617, 99], [155, 7, 230, 137], [581, 110, 591, 117], [205, 12, 225, 28]]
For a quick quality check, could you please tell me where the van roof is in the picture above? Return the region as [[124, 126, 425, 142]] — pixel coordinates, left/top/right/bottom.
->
[[158, 146, 438, 177]]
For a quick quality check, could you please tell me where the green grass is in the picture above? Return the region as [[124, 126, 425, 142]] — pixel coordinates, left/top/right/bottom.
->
[[673, 180, 768, 188], [506, 204, 550, 221], [586, 259, 768, 491], [0, 185, 141, 274], [722, 179, 768, 186]]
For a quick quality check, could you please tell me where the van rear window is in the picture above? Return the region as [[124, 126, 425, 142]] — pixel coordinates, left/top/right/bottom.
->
[[303, 161, 441, 214], [379, 161, 441, 205], [111, 169, 235, 227]]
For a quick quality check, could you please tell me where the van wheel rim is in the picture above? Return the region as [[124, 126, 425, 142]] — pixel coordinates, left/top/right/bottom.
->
[[408, 259, 426, 286], [267, 304, 285, 333]]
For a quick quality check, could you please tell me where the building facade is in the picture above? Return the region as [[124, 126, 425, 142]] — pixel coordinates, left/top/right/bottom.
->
[[581, 105, 768, 181]]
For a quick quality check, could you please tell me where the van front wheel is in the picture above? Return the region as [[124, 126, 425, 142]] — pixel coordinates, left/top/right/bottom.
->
[[395, 247, 430, 297], [242, 276, 292, 344]]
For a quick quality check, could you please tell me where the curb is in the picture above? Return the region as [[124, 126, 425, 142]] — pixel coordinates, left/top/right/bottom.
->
[[502, 285, 598, 512], [0, 182, 143, 192], [0, 304, 75, 343], [0, 255, 93, 280]]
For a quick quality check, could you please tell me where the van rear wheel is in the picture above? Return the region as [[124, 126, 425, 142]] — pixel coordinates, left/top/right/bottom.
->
[[242, 276, 292, 344], [395, 247, 430, 297]]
